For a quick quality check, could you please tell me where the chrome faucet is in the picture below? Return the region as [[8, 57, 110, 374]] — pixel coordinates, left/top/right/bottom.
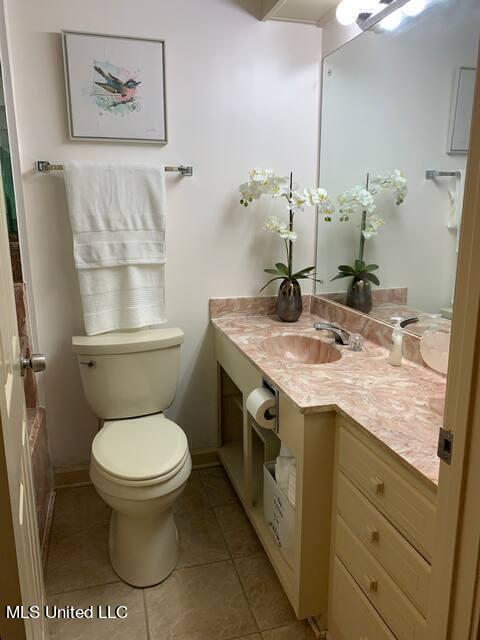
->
[[313, 322, 350, 346]]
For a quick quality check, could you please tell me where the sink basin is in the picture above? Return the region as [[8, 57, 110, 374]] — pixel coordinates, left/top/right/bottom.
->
[[261, 335, 341, 365]]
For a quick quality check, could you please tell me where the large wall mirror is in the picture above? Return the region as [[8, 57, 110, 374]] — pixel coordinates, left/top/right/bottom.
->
[[315, 0, 480, 336]]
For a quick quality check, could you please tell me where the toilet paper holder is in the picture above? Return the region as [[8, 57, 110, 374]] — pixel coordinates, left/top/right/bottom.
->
[[262, 377, 280, 434]]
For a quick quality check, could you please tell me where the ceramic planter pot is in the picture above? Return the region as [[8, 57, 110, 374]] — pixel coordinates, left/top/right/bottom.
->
[[277, 278, 302, 322], [346, 276, 373, 314]]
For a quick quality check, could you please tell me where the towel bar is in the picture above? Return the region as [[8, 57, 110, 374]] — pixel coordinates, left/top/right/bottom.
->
[[425, 169, 461, 180], [35, 160, 193, 176]]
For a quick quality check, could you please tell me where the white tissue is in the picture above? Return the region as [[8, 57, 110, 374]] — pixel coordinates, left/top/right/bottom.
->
[[275, 456, 294, 492], [246, 387, 276, 429]]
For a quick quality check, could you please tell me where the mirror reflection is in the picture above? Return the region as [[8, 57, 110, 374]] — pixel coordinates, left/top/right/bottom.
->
[[315, 0, 480, 336]]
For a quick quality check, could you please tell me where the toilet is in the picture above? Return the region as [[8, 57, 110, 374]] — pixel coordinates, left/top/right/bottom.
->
[[72, 328, 192, 588]]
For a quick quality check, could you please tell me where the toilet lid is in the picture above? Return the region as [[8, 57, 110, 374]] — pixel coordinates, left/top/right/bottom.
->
[[92, 414, 188, 481]]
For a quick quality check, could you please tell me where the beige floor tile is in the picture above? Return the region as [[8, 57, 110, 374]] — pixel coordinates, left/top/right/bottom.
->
[[177, 508, 230, 568], [45, 524, 117, 595], [214, 503, 263, 558], [145, 560, 257, 640], [200, 467, 239, 507], [234, 553, 297, 631], [174, 470, 211, 515], [48, 581, 147, 640], [261, 621, 316, 639], [50, 486, 111, 543]]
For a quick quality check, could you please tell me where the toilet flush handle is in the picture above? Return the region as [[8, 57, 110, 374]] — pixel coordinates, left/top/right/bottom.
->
[[80, 360, 96, 369]]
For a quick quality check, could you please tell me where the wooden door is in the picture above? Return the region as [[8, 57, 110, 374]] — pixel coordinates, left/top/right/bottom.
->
[[0, 175, 46, 638]]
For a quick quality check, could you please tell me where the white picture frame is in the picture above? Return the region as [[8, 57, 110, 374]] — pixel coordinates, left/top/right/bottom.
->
[[446, 66, 475, 155], [62, 30, 167, 144]]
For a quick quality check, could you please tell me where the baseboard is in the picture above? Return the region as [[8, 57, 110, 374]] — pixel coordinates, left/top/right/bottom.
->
[[54, 448, 221, 488], [54, 465, 91, 489], [190, 448, 221, 469]]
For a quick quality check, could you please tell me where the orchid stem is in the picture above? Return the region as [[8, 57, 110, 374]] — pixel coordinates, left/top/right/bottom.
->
[[358, 172, 370, 263], [288, 171, 293, 278]]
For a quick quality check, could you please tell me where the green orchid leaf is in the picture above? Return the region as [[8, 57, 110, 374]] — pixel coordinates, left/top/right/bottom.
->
[[259, 277, 285, 293], [355, 259, 366, 272], [264, 268, 283, 276], [291, 266, 316, 277], [338, 264, 356, 274], [364, 272, 380, 286], [275, 263, 290, 276], [365, 264, 379, 272], [331, 273, 352, 281]]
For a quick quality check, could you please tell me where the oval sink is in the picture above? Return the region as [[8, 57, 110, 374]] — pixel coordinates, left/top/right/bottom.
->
[[261, 335, 341, 365]]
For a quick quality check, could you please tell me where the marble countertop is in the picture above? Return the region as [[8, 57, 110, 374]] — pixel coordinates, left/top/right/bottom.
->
[[211, 312, 446, 487]]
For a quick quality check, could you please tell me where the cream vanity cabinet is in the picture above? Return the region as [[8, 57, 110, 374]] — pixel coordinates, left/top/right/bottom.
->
[[214, 327, 437, 635], [328, 418, 437, 640], [215, 328, 336, 624]]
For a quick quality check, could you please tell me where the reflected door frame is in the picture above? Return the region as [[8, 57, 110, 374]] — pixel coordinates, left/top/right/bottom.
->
[[428, 43, 480, 640]]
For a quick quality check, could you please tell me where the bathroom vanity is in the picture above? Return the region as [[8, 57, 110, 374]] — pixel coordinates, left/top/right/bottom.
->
[[211, 297, 443, 637]]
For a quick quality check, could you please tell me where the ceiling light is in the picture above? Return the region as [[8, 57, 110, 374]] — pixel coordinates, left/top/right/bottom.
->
[[402, 0, 426, 16], [336, 0, 362, 26], [380, 9, 404, 30]]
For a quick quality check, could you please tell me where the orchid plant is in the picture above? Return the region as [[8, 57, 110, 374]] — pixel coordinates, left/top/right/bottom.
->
[[332, 170, 407, 286], [239, 168, 335, 292]]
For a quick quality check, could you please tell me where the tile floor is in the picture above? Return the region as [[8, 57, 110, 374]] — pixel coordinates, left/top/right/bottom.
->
[[46, 467, 316, 640]]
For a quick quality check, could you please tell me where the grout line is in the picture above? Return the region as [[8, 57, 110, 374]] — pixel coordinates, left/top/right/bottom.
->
[[46, 578, 122, 598], [231, 556, 260, 634], [142, 589, 151, 640]]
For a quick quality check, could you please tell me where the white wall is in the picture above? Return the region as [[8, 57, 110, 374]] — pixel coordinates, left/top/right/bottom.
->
[[316, 0, 479, 313], [5, 0, 322, 467]]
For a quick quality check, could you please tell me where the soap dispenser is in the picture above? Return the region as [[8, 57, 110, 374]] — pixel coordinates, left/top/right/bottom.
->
[[389, 317, 403, 366]]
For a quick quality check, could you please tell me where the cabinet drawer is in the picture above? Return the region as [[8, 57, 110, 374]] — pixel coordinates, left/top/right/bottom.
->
[[330, 556, 396, 640], [338, 427, 436, 558], [336, 515, 427, 640], [337, 471, 431, 615]]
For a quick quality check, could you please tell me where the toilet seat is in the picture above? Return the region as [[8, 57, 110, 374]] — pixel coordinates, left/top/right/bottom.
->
[[92, 413, 189, 483]]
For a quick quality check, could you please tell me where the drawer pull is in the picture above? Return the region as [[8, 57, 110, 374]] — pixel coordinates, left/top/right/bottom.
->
[[366, 525, 379, 543], [364, 574, 378, 593], [370, 476, 384, 494]]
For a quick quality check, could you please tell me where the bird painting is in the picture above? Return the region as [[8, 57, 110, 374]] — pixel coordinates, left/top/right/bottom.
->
[[93, 65, 141, 107]]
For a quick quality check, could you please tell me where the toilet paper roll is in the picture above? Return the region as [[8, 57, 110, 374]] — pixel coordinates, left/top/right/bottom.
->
[[246, 387, 276, 430]]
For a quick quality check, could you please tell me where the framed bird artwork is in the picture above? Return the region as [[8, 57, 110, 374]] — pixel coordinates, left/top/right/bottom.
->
[[62, 31, 167, 143]]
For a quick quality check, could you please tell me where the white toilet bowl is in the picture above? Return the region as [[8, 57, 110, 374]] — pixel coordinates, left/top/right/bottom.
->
[[90, 413, 192, 587], [72, 328, 191, 588]]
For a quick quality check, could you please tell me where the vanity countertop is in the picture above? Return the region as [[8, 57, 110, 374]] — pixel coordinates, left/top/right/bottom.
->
[[211, 312, 446, 487]]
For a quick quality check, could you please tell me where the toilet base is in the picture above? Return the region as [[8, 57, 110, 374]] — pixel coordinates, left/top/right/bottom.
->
[[109, 507, 179, 587]]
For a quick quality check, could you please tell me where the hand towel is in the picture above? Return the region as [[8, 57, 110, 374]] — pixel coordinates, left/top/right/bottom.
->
[[64, 161, 167, 335]]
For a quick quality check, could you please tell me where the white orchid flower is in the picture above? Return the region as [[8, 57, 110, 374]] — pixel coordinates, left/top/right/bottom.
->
[[362, 213, 385, 239], [278, 225, 297, 242]]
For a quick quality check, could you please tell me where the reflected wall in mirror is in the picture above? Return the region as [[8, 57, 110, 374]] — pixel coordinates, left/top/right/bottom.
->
[[315, 0, 480, 336]]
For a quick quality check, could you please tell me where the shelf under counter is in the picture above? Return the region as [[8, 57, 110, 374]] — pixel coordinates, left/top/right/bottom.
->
[[217, 442, 246, 502]]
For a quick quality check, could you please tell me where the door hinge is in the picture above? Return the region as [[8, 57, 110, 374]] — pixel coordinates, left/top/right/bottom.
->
[[438, 427, 454, 464]]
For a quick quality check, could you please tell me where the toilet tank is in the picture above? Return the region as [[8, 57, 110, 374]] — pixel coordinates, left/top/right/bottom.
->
[[72, 328, 184, 420]]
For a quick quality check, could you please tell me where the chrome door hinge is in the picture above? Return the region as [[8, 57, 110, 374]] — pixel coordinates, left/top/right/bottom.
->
[[438, 427, 454, 464]]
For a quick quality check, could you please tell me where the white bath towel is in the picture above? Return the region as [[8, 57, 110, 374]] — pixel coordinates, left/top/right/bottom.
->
[[64, 161, 167, 335]]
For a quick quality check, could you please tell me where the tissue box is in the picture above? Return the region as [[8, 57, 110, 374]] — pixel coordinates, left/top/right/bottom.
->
[[263, 462, 296, 567]]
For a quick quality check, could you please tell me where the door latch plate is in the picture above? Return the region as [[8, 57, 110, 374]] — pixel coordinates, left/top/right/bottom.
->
[[438, 427, 454, 464]]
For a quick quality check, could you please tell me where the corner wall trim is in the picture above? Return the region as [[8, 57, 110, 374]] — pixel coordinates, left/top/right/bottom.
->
[[54, 448, 221, 488]]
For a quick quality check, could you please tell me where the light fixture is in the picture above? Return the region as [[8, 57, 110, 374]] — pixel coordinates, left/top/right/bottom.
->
[[336, 0, 362, 26], [380, 8, 404, 29], [402, 0, 426, 16], [335, 0, 428, 30]]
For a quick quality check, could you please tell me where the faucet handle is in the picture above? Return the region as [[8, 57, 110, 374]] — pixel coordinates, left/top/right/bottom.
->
[[349, 333, 364, 351]]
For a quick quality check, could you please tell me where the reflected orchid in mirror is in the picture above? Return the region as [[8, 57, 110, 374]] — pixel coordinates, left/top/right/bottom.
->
[[238, 168, 335, 292], [332, 170, 407, 297]]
